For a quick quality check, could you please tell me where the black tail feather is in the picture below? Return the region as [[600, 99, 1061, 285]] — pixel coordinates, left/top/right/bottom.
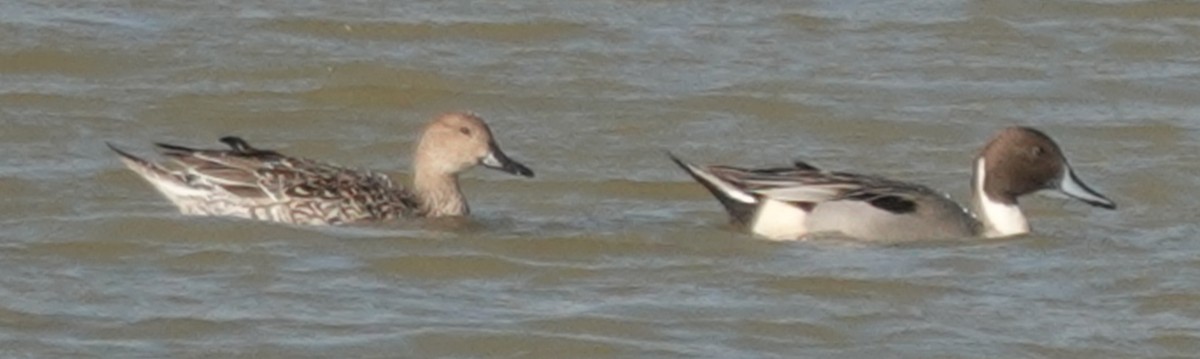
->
[[153, 142, 201, 156], [107, 141, 177, 181], [219, 136, 282, 157], [107, 142, 148, 163], [219, 136, 254, 153], [667, 152, 757, 226]]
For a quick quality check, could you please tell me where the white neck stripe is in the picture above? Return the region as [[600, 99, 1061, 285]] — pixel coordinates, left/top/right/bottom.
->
[[974, 158, 1030, 238]]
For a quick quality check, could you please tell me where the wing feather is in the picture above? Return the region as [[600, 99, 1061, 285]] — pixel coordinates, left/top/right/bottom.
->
[[704, 161, 940, 214], [153, 138, 416, 215]]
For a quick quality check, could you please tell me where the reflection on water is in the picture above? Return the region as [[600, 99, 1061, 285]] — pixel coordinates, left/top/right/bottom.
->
[[2, 0, 1198, 357]]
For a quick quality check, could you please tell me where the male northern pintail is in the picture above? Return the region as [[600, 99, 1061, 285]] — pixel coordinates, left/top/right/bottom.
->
[[108, 112, 534, 225], [670, 127, 1116, 241]]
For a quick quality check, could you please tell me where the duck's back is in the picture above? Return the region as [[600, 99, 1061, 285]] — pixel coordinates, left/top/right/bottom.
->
[[112, 140, 420, 225], [674, 156, 983, 241]]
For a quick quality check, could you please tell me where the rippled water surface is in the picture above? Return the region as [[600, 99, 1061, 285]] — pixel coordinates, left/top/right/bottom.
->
[[2, 0, 1199, 357]]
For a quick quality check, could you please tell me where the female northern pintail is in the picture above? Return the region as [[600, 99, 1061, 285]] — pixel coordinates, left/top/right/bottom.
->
[[670, 127, 1116, 241], [108, 112, 534, 225]]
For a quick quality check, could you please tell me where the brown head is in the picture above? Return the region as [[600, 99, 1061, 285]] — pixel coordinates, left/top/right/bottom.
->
[[413, 112, 534, 178], [974, 127, 1114, 209]]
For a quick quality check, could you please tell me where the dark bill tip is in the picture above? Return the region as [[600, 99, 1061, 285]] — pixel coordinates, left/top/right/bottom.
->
[[1084, 195, 1118, 210], [481, 147, 534, 178], [1059, 169, 1116, 210], [506, 161, 535, 178], [1085, 198, 1117, 210]]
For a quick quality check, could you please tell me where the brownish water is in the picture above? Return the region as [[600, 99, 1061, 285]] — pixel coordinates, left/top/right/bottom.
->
[[2, 0, 1198, 358]]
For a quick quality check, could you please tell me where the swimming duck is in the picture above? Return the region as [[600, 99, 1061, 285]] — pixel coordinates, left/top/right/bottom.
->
[[108, 112, 534, 225], [670, 127, 1116, 241]]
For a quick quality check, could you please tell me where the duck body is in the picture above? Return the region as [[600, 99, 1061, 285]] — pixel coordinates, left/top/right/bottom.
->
[[109, 112, 534, 225], [671, 127, 1116, 241], [110, 140, 419, 225], [671, 158, 981, 241]]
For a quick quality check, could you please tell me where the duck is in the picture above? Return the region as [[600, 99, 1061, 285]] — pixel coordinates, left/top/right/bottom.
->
[[669, 127, 1116, 241], [108, 112, 534, 225]]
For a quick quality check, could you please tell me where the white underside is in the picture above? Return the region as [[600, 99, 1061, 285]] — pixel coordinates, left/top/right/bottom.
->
[[128, 164, 213, 201], [974, 158, 1030, 238], [750, 198, 809, 241], [150, 179, 211, 199]]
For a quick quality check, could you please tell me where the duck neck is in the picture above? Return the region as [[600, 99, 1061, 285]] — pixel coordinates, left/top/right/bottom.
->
[[413, 171, 469, 217], [971, 157, 1030, 238]]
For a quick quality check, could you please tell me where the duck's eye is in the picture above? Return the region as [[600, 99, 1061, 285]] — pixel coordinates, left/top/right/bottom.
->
[[459, 127, 471, 136], [1030, 146, 1044, 157]]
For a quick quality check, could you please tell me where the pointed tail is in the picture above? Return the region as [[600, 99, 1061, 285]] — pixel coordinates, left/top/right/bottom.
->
[[667, 152, 758, 225], [108, 142, 167, 176], [107, 142, 198, 196]]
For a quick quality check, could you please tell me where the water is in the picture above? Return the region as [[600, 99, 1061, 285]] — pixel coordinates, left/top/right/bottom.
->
[[2, 0, 1198, 357]]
